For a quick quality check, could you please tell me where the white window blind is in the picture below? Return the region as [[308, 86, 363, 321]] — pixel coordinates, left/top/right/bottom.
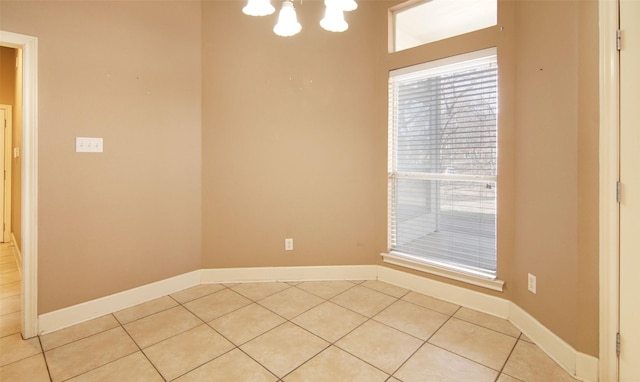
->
[[388, 48, 498, 278]]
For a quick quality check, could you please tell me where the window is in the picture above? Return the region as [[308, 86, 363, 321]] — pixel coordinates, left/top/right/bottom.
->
[[388, 48, 498, 279], [392, 0, 497, 52]]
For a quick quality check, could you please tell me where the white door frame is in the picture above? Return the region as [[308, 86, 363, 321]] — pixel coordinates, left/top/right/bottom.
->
[[0, 30, 38, 339], [0, 104, 13, 243], [599, 0, 620, 380]]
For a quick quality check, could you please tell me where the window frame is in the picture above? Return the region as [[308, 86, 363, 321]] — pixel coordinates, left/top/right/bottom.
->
[[384, 47, 504, 291]]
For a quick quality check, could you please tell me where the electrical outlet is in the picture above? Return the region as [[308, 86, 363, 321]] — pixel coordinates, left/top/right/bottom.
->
[[528, 273, 537, 294], [285, 238, 294, 251]]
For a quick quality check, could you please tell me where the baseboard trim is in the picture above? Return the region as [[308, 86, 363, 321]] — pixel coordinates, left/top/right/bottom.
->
[[201, 265, 378, 284], [37, 265, 377, 334], [377, 265, 598, 382], [576, 352, 599, 382], [36, 264, 599, 381], [377, 265, 510, 318], [38, 270, 201, 334], [509, 303, 598, 382], [508, 302, 575, 371]]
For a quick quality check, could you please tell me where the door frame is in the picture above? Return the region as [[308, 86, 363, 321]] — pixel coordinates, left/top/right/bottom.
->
[[0, 103, 12, 243], [0, 30, 38, 339], [599, 0, 620, 380]]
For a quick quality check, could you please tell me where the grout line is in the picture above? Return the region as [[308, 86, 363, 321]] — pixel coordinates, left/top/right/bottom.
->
[[119, 313, 168, 382], [359, 280, 412, 300], [431, 310, 516, 372], [175, 285, 290, 381], [45, 326, 140, 381], [396, 293, 461, 317], [113, 297, 184, 326], [275, 342, 332, 380], [494, 335, 525, 382], [37, 336, 54, 382], [330, 317, 396, 377], [427, 339, 508, 374], [211, 290, 286, 377], [168, 283, 229, 305], [199, 296, 296, 380], [385, 306, 458, 378], [451, 307, 522, 339], [168, 345, 237, 381], [122, 309, 208, 350], [387, 340, 428, 379], [40, 317, 124, 352], [228, 281, 293, 302], [148, 290, 247, 381], [234, 345, 283, 380], [404, 309, 519, 375], [214, 282, 382, 380]]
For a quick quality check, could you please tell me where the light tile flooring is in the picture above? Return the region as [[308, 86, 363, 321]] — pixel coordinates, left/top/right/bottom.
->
[[1, 245, 578, 381]]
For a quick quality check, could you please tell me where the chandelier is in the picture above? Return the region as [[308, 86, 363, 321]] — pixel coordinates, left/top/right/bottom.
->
[[243, 0, 358, 37]]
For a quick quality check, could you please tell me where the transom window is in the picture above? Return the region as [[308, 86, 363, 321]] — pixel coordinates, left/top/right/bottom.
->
[[388, 48, 498, 278], [392, 0, 497, 52]]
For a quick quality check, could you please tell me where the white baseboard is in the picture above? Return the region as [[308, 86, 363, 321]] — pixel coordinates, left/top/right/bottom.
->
[[508, 303, 599, 382], [36, 264, 599, 381], [377, 265, 511, 319], [576, 352, 599, 382], [37, 265, 377, 334], [509, 303, 576, 379], [38, 270, 201, 334], [201, 265, 378, 284], [378, 266, 598, 382]]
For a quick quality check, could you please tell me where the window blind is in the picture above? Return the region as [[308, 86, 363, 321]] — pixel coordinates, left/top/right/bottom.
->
[[388, 49, 498, 278]]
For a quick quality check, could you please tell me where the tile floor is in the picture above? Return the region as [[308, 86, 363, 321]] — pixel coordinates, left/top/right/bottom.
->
[[0, 243, 578, 381]]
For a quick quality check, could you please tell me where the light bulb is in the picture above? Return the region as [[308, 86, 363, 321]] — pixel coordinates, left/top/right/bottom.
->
[[273, 0, 302, 37], [321, 0, 348, 32], [242, 0, 275, 16], [342, 0, 357, 11]]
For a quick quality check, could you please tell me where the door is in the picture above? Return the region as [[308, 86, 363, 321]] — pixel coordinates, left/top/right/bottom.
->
[[619, 0, 640, 380]]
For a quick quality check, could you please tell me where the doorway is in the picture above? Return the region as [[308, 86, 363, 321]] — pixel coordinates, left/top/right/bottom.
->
[[0, 30, 38, 339]]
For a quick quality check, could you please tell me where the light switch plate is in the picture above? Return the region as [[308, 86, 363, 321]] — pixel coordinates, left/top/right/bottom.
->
[[76, 137, 103, 153]]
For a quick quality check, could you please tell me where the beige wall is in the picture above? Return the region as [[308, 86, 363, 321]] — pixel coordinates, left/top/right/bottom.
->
[[576, 0, 600, 355], [511, 0, 599, 356], [201, 0, 387, 268], [1, 0, 599, 357], [512, 0, 580, 349], [0, 1, 203, 313]]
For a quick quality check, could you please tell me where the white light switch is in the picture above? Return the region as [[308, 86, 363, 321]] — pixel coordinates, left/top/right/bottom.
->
[[76, 137, 103, 153]]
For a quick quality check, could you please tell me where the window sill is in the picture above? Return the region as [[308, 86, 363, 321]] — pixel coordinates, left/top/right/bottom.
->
[[380, 251, 505, 292]]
